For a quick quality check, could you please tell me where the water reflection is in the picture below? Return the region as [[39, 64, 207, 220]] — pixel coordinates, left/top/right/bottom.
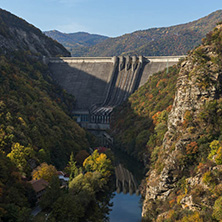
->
[[109, 192, 141, 222], [109, 163, 142, 222], [115, 164, 140, 196]]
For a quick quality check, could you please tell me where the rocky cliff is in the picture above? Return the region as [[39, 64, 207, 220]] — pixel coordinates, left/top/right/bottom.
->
[[142, 24, 222, 221], [0, 8, 70, 57]]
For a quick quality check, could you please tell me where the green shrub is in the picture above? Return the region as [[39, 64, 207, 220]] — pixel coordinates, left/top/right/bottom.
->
[[202, 171, 216, 187], [212, 196, 222, 221], [215, 147, 222, 165], [208, 140, 220, 159]]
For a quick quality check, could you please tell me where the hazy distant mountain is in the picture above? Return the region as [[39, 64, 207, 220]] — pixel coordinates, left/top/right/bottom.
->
[[55, 10, 222, 57], [44, 30, 108, 56]]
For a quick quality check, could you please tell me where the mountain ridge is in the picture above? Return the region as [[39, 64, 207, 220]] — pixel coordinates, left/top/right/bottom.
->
[[84, 10, 222, 57], [47, 10, 222, 57], [44, 30, 108, 56], [0, 8, 70, 57]]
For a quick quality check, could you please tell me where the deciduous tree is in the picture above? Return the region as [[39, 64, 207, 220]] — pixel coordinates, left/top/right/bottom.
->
[[32, 162, 57, 182]]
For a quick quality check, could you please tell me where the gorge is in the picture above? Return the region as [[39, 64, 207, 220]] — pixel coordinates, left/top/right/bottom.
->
[[1, 7, 222, 222]]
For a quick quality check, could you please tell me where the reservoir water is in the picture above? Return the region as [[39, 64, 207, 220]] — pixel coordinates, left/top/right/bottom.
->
[[108, 148, 144, 222], [88, 131, 144, 221], [109, 192, 141, 222]]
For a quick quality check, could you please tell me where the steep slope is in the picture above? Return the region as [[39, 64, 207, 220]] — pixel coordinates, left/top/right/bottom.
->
[[70, 10, 222, 57], [0, 8, 70, 57], [0, 9, 89, 170], [111, 23, 222, 221], [142, 24, 222, 221], [0, 9, 91, 221], [110, 63, 181, 162]]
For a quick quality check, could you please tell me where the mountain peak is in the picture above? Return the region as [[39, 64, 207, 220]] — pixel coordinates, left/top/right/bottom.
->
[[0, 9, 70, 57]]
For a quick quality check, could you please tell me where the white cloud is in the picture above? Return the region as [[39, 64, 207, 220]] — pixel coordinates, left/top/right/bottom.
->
[[56, 22, 88, 33]]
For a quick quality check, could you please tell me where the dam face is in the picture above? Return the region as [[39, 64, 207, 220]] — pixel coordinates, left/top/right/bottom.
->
[[49, 56, 183, 129]]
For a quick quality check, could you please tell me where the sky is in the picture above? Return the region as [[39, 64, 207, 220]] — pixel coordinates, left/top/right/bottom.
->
[[0, 0, 222, 37]]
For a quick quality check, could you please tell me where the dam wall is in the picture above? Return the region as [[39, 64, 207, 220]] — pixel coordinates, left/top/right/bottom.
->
[[49, 56, 183, 126], [49, 58, 115, 110]]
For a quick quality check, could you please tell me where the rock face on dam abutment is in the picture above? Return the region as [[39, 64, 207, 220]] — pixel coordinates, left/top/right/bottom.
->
[[49, 56, 183, 128]]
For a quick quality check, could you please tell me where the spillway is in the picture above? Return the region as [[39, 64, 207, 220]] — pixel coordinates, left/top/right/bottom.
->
[[49, 56, 183, 128]]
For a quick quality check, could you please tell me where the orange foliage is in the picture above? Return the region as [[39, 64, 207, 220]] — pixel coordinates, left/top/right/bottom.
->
[[152, 111, 162, 125], [29, 116, 35, 122], [197, 162, 205, 171], [148, 94, 153, 101], [186, 141, 198, 155], [166, 105, 172, 112], [169, 199, 175, 207], [156, 78, 167, 88]]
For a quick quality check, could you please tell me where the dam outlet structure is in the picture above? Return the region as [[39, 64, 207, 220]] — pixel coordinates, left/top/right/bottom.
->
[[49, 55, 183, 130]]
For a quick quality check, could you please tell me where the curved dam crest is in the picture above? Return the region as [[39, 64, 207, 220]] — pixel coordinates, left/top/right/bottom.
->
[[49, 56, 183, 129]]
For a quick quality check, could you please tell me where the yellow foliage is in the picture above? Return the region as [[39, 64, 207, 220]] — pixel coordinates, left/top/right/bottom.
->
[[177, 193, 185, 205], [181, 212, 203, 222], [7, 143, 34, 173], [215, 147, 222, 164], [18, 116, 27, 127], [83, 150, 112, 178], [32, 162, 57, 182], [208, 140, 220, 159]]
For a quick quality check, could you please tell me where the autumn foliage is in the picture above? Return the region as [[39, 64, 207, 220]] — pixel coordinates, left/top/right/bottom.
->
[[83, 150, 113, 178], [32, 162, 57, 182], [186, 142, 198, 155]]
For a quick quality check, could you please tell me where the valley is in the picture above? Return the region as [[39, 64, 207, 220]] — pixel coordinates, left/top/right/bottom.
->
[[1, 7, 222, 222]]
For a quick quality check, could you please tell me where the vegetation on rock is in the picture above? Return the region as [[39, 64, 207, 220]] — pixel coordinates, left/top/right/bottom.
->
[[0, 9, 70, 57], [141, 24, 222, 221], [111, 23, 222, 221], [111, 61, 181, 162]]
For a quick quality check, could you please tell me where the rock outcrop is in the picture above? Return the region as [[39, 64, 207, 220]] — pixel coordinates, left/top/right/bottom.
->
[[142, 24, 222, 221], [0, 9, 70, 57]]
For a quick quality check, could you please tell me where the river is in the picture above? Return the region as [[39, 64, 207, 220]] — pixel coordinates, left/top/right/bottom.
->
[[109, 192, 142, 222], [108, 148, 144, 222], [88, 130, 144, 221]]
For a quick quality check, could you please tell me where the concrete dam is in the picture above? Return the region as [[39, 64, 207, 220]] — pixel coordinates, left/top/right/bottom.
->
[[49, 56, 183, 129]]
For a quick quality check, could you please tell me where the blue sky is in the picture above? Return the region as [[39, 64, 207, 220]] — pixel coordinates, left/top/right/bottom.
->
[[1, 0, 222, 37]]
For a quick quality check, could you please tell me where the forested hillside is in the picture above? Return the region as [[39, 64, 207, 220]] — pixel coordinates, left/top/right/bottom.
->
[[0, 51, 89, 169], [110, 62, 181, 162], [62, 10, 222, 57], [111, 23, 222, 221], [0, 9, 93, 221]]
